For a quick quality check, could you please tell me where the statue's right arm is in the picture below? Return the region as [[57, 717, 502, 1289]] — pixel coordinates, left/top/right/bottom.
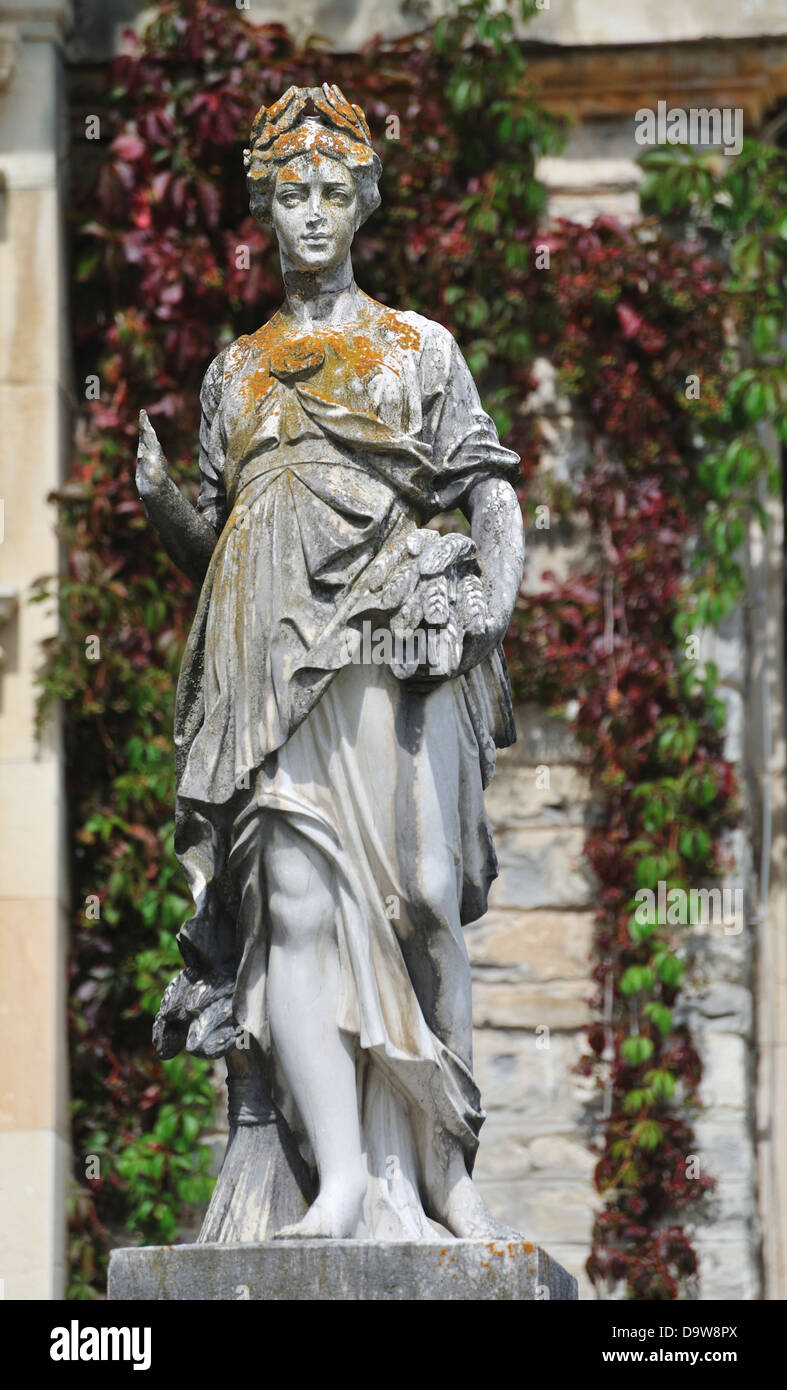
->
[[136, 409, 218, 585]]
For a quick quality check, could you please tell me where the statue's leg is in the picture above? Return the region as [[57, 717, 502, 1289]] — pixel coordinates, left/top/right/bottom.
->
[[403, 845, 522, 1240], [263, 818, 367, 1239], [422, 1129, 522, 1241], [398, 868, 474, 1066]]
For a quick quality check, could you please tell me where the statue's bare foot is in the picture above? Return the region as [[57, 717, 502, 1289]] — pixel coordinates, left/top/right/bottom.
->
[[432, 1174, 524, 1241], [274, 1176, 365, 1240], [422, 1131, 523, 1239]]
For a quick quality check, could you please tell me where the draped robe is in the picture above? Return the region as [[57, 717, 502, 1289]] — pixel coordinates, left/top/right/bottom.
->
[[158, 291, 520, 1237]]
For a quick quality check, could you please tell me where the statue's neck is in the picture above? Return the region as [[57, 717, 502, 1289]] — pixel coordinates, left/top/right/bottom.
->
[[281, 255, 360, 327]]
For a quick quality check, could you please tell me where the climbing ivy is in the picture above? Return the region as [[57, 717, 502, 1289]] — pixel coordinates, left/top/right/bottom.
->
[[510, 147, 785, 1295]]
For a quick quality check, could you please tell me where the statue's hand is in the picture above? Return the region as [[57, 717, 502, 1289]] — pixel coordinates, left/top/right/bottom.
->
[[132, 408, 216, 582], [456, 619, 506, 676], [136, 409, 169, 498]]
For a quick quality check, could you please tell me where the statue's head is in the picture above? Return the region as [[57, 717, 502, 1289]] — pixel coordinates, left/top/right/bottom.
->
[[245, 84, 382, 274]]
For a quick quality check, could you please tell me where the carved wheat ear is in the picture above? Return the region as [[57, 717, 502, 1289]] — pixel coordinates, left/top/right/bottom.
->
[[313, 82, 372, 146]]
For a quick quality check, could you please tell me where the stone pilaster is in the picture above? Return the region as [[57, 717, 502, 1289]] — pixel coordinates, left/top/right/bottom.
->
[[0, 0, 72, 1301]]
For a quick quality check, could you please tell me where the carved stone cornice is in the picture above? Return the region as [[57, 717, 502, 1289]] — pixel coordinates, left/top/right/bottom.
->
[[525, 36, 787, 130]]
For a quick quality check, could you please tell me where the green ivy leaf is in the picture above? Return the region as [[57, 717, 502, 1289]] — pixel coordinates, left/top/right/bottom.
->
[[633, 1119, 663, 1151], [620, 965, 655, 996], [656, 954, 685, 988], [621, 1035, 655, 1066]]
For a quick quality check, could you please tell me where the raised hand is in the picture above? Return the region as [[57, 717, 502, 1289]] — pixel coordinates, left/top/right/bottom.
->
[[136, 409, 168, 499], [134, 408, 217, 584]]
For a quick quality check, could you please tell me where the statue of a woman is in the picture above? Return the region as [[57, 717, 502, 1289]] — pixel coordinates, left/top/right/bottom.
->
[[136, 84, 525, 1242]]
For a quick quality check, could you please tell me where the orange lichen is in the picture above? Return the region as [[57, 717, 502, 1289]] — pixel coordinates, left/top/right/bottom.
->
[[233, 291, 423, 423], [247, 83, 379, 186]]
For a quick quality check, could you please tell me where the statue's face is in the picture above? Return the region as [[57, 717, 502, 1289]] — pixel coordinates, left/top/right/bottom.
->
[[272, 153, 357, 272]]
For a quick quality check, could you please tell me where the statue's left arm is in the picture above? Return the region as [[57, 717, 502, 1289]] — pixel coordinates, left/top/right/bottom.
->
[[135, 350, 228, 585], [459, 475, 524, 673], [422, 325, 525, 675], [136, 410, 218, 584]]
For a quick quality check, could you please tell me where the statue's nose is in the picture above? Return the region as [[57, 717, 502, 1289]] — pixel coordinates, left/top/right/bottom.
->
[[306, 194, 327, 226]]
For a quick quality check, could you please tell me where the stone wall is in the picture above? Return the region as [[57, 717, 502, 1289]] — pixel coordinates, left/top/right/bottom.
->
[[470, 339, 760, 1300], [470, 703, 598, 1298], [680, 619, 760, 1300]]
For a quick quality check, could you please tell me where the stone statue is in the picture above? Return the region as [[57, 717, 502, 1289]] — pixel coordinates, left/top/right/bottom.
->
[[135, 83, 525, 1243]]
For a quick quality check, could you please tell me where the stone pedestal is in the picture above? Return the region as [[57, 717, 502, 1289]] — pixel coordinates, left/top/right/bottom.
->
[[109, 1239, 578, 1301]]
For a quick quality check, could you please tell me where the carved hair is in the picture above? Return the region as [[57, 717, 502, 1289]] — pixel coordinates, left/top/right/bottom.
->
[[245, 83, 382, 228]]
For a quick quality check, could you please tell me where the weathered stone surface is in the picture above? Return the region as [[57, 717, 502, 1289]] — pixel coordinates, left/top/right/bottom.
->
[[717, 827, 751, 891], [108, 1239, 579, 1301], [467, 909, 593, 979], [471, 1124, 535, 1180], [473, 978, 591, 1031], [198, 1117, 313, 1243], [546, 189, 643, 225], [0, 1129, 70, 1300], [698, 1032, 748, 1110], [695, 1225, 760, 1301], [472, 1127, 594, 1183], [472, 1029, 593, 1122], [682, 981, 753, 1036], [699, 609, 745, 690], [505, 704, 584, 765], [475, 1180, 596, 1248], [135, 81, 531, 1246], [484, 764, 592, 828], [492, 827, 596, 910], [526, 1135, 596, 1176], [684, 928, 753, 985], [701, 1179, 758, 1225], [544, 1243, 596, 1302], [692, 1115, 755, 1183], [719, 686, 744, 763], [536, 159, 643, 225], [0, 15, 72, 1301]]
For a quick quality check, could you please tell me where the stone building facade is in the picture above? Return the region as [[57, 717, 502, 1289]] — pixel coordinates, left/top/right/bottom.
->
[[0, 0, 785, 1298]]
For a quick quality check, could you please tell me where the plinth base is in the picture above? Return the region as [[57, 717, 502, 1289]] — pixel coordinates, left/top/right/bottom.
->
[[109, 1239, 578, 1300]]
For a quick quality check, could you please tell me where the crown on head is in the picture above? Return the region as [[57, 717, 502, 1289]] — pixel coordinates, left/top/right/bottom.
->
[[244, 83, 382, 226], [245, 83, 376, 169]]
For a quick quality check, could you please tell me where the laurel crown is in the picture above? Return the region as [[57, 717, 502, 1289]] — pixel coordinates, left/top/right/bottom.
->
[[243, 83, 375, 170]]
